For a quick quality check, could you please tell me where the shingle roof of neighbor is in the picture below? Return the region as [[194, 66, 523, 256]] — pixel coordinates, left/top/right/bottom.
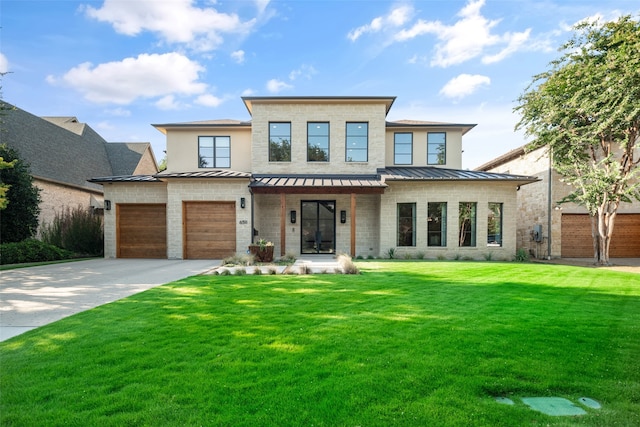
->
[[1, 102, 154, 191]]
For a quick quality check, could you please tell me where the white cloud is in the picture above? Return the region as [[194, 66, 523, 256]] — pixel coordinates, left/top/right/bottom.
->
[[106, 107, 131, 117], [394, 0, 531, 67], [231, 50, 245, 64], [0, 53, 8, 74], [266, 79, 293, 94], [439, 74, 491, 99], [347, 4, 413, 41], [195, 94, 224, 107], [84, 0, 258, 52], [49, 52, 207, 104], [289, 64, 317, 80], [155, 95, 182, 110]]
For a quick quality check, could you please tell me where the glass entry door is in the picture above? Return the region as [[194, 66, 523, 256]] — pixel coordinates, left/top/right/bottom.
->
[[301, 201, 336, 254]]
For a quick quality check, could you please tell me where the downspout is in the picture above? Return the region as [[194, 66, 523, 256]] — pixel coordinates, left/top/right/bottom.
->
[[547, 150, 553, 259]]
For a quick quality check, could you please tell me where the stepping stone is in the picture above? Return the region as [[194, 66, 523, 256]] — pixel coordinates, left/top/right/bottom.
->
[[494, 397, 514, 405], [521, 397, 587, 416]]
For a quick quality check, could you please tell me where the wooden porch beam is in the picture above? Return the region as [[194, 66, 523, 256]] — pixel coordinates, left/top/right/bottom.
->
[[280, 193, 286, 256], [350, 193, 356, 257]]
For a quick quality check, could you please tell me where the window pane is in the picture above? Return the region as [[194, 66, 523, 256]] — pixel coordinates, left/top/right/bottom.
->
[[394, 132, 412, 165], [488, 202, 503, 246], [428, 132, 446, 165], [270, 122, 291, 162], [346, 123, 368, 162], [308, 122, 329, 162], [458, 202, 476, 247], [397, 203, 416, 247], [428, 202, 447, 247]]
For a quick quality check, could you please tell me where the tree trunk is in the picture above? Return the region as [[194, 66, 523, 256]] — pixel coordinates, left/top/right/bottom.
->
[[589, 215, 599, 265]]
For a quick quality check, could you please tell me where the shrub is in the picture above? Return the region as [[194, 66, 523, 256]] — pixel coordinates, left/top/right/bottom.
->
[[337, 253, 360, 275], [223, 253, 254, 266], [515, 248, 530, 262], [387, 248, 396, 259], [416, 251, 425, 260], [0, 239, 75, 265], [40, 206, 103, 256], [484, 252, 494, 261], [234, 268, 246, 276]]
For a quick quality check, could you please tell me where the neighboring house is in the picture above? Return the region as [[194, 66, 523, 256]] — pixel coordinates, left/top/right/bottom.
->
[[1, 102, 159, 233], [90, 96, 537, 260], [477, 145, 640, 258]]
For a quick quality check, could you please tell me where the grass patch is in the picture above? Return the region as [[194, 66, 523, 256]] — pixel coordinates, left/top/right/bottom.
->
[[1, 262, 639, 426]]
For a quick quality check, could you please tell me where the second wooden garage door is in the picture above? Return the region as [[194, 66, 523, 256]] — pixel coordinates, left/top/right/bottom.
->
[[184, 201, 236, 259], [562, 214, 640, 258]]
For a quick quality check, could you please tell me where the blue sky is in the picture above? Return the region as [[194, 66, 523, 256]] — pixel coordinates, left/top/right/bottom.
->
[[2, 0, 638, 169]]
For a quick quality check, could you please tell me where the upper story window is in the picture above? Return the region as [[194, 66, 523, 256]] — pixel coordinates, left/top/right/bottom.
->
[[269, 122, 291, 162], [308, 122, 329, 162], [346, 122, 368, 162], [199, 136, 230, 168], [427, 132, 446, 165], [394, 132, 412, 165]]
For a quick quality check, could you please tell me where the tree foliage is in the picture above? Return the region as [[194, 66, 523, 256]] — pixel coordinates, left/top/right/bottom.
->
[[0, 144, 41, 243], [515, 15, 640, 265]]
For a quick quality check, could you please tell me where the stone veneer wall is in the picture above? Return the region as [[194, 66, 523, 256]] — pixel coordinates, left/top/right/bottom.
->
[[102, 182, 168, 258], [35, 179, 101, 235], [165, 179, 252, 259], [379, 181, 518, 260], [253, 193, 380, 257], [250, 102, 387, 175]]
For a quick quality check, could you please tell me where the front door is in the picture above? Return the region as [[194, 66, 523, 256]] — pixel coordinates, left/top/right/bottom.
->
[[301, 201, 336, 254]]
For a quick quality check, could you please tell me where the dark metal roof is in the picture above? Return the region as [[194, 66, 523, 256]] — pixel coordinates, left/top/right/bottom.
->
[[88, 175, 162, 183], [158, 170, 251, 179], [386, 120, 476, 135], [380, 167, 539, 183], [250, 174, 387, 194]]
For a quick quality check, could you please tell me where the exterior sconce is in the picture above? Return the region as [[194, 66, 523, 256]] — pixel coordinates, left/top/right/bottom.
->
[[104, 200, 111, 211], [340, 210, 346, 224], [290, 210, 296, 224], [240, 197, 246, 209]]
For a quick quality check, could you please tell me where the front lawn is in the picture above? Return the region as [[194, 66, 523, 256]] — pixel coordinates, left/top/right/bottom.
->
[[1, 261, 639, 426]]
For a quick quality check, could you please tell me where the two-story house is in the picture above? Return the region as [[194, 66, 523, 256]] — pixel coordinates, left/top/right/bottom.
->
[[91, 96, 537, 260]]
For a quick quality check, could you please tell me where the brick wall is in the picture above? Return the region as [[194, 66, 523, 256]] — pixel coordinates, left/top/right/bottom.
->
[[379, 181, 518, 260]]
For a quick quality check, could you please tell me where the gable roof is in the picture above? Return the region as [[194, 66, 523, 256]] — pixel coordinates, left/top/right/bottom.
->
[[1, 102, 156, 191]]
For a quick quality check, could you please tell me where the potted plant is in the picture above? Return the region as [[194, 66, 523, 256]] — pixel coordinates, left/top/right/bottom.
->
[[248, 239, 274, 262]]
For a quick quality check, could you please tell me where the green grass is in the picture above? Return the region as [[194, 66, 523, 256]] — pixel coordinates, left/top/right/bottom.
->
[[1, 261, 639, 426]]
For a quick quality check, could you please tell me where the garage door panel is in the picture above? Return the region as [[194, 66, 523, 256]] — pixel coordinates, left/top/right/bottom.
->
[[117, 204, 167, 258], [562, 214, 640, 258], [184, 202, 236, 259]]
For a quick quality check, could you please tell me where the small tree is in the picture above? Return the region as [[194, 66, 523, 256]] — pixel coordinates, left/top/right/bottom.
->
[[515, 16, 640, 265], [0, 144, 41, 242]]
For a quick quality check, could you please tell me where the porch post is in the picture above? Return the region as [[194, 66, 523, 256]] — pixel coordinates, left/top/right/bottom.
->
[[350, 193, 356, 257], [280, 193, 286, 256]]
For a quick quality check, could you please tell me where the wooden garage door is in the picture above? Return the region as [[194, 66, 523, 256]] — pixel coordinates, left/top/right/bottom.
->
[[562, 214, 640, 258], [117, 204, 167, 258], [184, 201, 236, 259]]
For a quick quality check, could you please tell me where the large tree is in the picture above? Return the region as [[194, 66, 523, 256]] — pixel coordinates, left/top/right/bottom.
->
[[0, 144, 41, 242], [515, 15, 640, 265]]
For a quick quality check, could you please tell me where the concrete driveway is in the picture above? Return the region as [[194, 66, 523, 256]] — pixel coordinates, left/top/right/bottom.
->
[[0, 259, 218, 342]]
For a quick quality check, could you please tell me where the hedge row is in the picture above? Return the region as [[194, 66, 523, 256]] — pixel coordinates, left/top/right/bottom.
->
[[0, 239, 76, 265]]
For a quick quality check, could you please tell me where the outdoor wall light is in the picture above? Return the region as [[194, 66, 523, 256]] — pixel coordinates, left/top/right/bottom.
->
[[340, 210, 347, 224], [240, 197, 246, 209], [290, 210, 296, 224], [104, 200, 111, 211]]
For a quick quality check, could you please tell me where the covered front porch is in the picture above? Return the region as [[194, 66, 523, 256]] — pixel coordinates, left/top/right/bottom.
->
[[249, 175, 386, 258]]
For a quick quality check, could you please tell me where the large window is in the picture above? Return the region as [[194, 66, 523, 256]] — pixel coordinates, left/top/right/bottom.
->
[[397, 203, 416, 247], [269, 122, 291, 162], [458, 202, 477, 247], [346, 122, 368, 162], [308, 122, 329, 161], [488, 203, 503, 246], [394, 132, 412, 165], [428, 202, 447, 247], [428, 132, 446, 165], [198, 136, 230, 168]]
